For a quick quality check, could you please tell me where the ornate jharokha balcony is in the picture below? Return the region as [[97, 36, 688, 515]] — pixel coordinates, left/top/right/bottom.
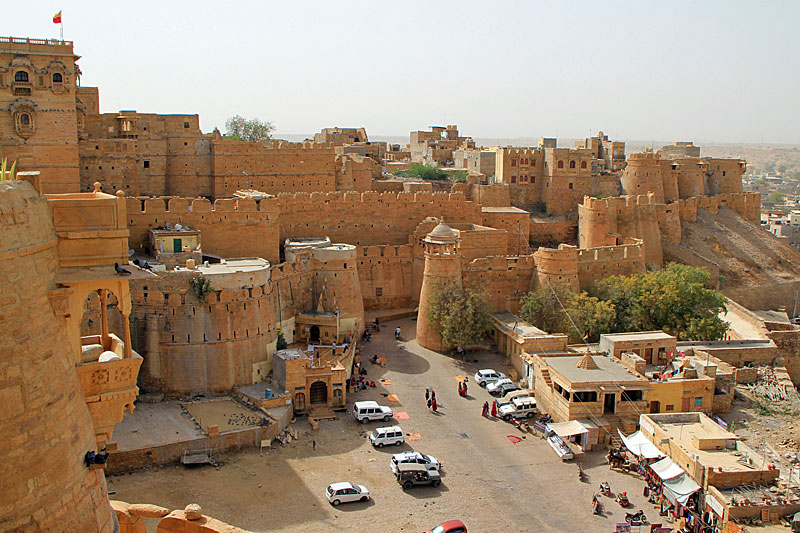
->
[[77, 333, 142, 447]]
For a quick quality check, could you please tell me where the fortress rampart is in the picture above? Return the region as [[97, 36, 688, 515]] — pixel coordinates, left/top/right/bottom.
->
[[277, 191, 483, 246], [126, 196, 281, 263], [356, 245, 419, 310], [577, 238, 646, 287], [462, 255, 537, 312], [130, 262, 277, 396], [533, 244, 580, 292]]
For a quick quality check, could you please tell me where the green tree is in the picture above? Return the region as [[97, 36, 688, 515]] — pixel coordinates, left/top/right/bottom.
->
[[519, 283, 616, 342], [276, 331, 288, 351], [224, 115, 274, 142], [519, 282, 573, 334], [593, 263, 728, 341], [426, 281, 492, 348], [767, 191, 785, 203], [395, 163, 448, 180]]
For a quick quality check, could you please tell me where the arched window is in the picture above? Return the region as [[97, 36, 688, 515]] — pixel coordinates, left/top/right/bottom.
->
[[580, 161, 587, 169], [557, 160, 564, 169], [52, 72, 63, 83], [15, 71, 29, 82], [20, 113, 30, 126], [569, 161, 576, 169]]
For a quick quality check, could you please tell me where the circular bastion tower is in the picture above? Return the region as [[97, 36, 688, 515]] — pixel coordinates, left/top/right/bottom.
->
[[416, 220, 462, 352]]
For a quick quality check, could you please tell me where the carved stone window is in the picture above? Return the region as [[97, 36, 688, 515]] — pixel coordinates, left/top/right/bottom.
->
[[53, 72, 63, 83], [14, 71, 28, 82], [10, 101, 36, 139]]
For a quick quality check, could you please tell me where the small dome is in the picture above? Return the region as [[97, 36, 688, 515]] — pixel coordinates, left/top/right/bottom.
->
[[426, 219, 458, 243]]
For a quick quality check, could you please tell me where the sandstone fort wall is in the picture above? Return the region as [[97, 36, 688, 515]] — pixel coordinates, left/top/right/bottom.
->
[[0, 181, 114, 531], [126, 196, 281, 263]]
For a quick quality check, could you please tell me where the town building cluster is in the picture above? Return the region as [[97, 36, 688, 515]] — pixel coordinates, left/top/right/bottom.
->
[[2, 35, 798, 532]]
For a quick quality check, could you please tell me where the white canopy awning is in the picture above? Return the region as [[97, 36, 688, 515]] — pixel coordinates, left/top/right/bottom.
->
[[650, 457, 685, 481], [663, 474, 701, 506], [549, 420, 589, 438], [618, 429, 665, 459]]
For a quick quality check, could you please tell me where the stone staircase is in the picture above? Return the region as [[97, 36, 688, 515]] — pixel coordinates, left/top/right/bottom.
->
[[600, 414, 638, 449], [539, 367, 553, 388], [309, 405, 337, 422]]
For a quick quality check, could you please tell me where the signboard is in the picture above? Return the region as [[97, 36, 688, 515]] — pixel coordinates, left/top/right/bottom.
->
[[639, 416, 654, 436], [615, 524, 631, 533], [706, 492, 724, 517]]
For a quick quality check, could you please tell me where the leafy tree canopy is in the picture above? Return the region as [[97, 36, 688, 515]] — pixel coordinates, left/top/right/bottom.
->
[[426, 281, 492, 348], [395, 163, 448, 181], [518, 264, 729, 342], [224, 115, 274, 142], [519, 283, 615, 343]]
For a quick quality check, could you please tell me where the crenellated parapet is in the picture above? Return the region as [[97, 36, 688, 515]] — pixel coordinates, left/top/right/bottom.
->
[[576, 238, 646, 288], [533, 244, 580, 292]]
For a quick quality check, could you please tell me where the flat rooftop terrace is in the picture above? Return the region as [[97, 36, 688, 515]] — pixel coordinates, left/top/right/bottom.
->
[[545, 354, 647, 384], [602, 331, 675, 342], [492, 312, 551, 338], [656, 419, 758, 471]]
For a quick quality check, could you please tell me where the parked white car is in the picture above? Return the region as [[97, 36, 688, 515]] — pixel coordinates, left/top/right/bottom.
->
[[325, 482, 370, 506], [474, 369, 507, 387], [370, 426, 404, 447], [485, 378, 513, 395], [390, 451, 441, 474], [352, 400, 393, 423], [498, 396, 538, 420]]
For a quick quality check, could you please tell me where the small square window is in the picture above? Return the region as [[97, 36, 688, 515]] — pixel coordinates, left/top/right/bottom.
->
[[143, 160, 150, 169], [184, 122, 190, 128], [375, 287, 383, 297]]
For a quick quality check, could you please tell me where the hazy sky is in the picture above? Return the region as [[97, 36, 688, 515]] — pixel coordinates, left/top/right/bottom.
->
[[8, 1, 799, 144]]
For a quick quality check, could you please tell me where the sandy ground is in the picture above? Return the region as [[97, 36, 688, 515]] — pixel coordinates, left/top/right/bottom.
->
[[109, 318, 658, 532]]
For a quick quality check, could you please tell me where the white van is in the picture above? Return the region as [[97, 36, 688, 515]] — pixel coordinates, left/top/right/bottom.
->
[[352, 401, 393, 423], [369, 426, 404, 448]]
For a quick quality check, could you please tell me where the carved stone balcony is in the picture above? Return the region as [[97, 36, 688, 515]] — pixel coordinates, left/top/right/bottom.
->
[[77, 333, 142, 447]]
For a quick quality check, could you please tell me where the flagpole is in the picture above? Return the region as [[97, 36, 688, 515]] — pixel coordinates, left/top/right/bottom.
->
[[60, 22, 63, 41]]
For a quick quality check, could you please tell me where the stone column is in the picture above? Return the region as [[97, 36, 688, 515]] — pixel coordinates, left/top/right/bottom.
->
[[122, 312, 132, 358], [99, 289, 109, 347]]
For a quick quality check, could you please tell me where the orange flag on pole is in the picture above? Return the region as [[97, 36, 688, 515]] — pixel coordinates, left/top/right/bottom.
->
[[53, 11, 62, 24]]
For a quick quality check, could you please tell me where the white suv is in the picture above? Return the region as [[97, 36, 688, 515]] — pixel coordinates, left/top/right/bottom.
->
[[498, 396, 537, 420], [352, 400, 393, 423], [390, 451, 441, 474], [474, 369, 506, 387]]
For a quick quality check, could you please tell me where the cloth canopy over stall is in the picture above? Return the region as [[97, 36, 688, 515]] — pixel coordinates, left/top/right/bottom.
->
[[618, 429, 665, 460], [663, 474, 701, 505], [649, 457, 685, 481]]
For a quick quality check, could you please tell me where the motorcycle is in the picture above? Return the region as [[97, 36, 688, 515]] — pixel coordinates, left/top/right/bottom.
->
[[538, 414, 552, 424], [625, 509, 647, 525], [599, 481, 610, 496]]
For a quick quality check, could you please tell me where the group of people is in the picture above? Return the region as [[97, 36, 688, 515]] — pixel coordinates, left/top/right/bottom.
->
[[425, 388, 438, 412], [457, 378, 468, 397], [347, 376, 375, 392], [482, 400, 498, 418]]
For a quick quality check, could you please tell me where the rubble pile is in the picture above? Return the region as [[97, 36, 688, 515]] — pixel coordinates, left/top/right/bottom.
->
[[746, 366, 800, 402]]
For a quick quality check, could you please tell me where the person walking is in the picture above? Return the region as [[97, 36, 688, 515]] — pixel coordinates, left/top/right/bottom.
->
[[312, 440, 316, 451], [431, 390, 436, 402], [425, 388, 430, 402], [431, 397, 438, 413], [427, 397, 432, 410], [482, 401, 489, 417], [490, 401, 497, 418]]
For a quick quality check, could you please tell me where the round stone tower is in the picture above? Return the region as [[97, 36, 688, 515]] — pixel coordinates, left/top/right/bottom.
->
[[416, 220, 462, 352], [620, 151, 665, 203], [0, 181, 115, 531]]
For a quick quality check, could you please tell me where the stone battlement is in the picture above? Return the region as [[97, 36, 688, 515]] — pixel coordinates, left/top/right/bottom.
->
[[126, 196, 279, 214], [276, 190, 471, 206], [212, 140, 335, 152], [357, 244, 414, 258], [577, 239, 644, 263], [466, 254, 536, 271]]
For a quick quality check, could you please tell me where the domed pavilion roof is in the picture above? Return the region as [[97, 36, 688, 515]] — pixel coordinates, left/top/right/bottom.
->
[[424, 218, 458, 244]]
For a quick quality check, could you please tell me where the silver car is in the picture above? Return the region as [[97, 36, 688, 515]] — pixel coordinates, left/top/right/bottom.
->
[[325, 482, 370, 506]]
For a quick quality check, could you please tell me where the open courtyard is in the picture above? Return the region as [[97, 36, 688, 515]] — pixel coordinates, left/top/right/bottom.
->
[[108, 318, 657, 532]]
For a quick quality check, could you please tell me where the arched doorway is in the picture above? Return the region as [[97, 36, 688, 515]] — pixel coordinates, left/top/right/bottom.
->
[[309, 325, 320, 343], [309, 381, 327, 405], [294, 392, 306, 412]]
